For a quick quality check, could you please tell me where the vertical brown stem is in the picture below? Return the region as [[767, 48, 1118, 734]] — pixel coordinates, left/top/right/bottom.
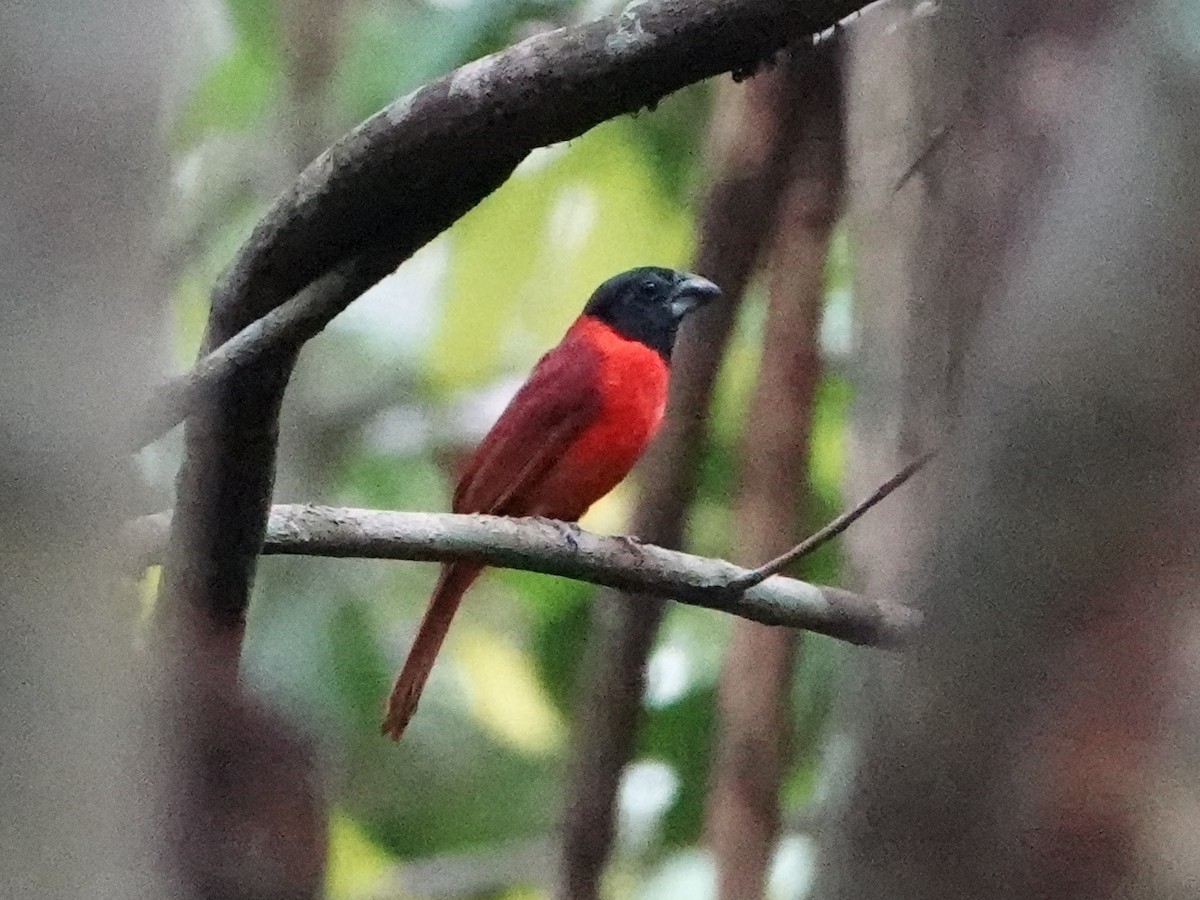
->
[[705, 45, 844, 900], [557, 51, 824, 900]]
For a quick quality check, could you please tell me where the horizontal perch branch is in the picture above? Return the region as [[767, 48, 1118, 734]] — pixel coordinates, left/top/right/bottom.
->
[[127, 505, 917, 646]]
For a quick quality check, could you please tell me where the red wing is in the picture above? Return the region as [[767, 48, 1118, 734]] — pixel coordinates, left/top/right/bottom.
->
[[453, 332, 602, 516]]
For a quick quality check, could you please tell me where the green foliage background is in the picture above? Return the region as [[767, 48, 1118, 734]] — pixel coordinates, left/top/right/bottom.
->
[[161, 2, 854, 897]]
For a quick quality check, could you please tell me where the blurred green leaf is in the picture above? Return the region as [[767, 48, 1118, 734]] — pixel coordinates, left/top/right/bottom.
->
[[620, 84, 713, 203], [332, 0, 570, 126], [824, 224, 854, 297], [326, 807, 396, 900], [783, 633, 843, 801], [172, 270, 213, 368], [347, 713, 561, 858], [809, 373, 851, 506], [338, 453, 449, 512], [520, 571, 594, 712], [225, 0, 281, 60], [453, 624, 566, 753], [174, 42, 280, 147], [330, 599, 396, 736], [639, 687, 715, 848], [331, 2, 443, 123]]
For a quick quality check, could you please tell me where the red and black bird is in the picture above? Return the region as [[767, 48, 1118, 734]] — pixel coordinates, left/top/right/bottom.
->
[[382, 266, 721, 739]]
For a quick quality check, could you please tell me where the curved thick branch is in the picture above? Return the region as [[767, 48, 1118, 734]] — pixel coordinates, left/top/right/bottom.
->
[[213, 0, 864, 331], [132, 505, 916, 645], [140, 0, 869, 445]]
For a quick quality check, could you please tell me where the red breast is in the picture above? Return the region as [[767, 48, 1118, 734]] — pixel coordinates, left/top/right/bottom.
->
[[520, 315, 668, 520]]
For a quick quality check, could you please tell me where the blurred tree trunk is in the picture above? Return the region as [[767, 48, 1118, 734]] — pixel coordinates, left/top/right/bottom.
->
[[0, 2, 177, 897], [818, 1, 1200, 897], [704, 45, 844, 900]]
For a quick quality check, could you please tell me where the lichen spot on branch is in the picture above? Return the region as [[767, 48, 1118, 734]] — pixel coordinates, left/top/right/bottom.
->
[[606, 1, 656, 54], [294, 147, 337, 207], [449, 53, 500, 100], [385, 88, 421, 125]]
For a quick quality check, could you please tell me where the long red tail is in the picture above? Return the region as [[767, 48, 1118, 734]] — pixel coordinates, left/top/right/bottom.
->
[[381, 562, 484, 740]]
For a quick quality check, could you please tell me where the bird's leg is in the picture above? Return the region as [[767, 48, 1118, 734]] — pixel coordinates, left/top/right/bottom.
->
[[614, 534, 644, 553], [534, 516, 582, 551]]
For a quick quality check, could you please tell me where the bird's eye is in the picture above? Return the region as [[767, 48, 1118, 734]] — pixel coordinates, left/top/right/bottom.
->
[[641, 280, 657, 292]]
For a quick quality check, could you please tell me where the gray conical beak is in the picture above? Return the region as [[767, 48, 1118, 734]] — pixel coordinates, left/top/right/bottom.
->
[[668, 273, 722, 318]]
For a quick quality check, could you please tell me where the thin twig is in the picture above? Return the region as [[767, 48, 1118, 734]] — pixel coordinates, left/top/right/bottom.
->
[[136, 277, 334, 447], [127, 505, 918, 646], [727, 451, 933, 591], [893, 122, 955, 194], [135, 254, 393, 446]]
